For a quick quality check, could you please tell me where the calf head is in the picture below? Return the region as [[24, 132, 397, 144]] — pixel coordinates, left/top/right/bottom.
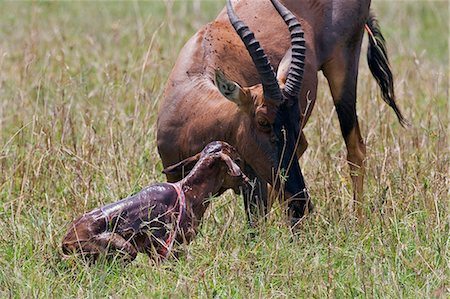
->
[[215, 0, 308, 219], [61, 215, 103, 259], [163, 141, 248, 191]]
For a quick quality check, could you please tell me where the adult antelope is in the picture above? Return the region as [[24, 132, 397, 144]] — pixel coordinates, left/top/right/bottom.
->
[[157, 0, 406, 224]]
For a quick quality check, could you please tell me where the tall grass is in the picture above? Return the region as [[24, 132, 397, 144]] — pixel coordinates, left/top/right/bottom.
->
[[0, 1, 448, 297]]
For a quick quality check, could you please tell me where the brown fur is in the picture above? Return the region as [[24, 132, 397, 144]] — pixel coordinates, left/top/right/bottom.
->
[[158, 0, 402, 221]]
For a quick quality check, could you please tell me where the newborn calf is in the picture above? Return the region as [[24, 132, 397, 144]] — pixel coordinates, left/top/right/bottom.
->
[[62, 141, 248, 263]]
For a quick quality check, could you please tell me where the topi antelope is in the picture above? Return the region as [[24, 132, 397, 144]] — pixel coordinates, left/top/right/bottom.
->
[[157, 0, 406, 225], [62, 141, 248, 263]]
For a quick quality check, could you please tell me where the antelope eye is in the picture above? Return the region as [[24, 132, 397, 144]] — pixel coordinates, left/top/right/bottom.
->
[[257, 118, 271, 131]]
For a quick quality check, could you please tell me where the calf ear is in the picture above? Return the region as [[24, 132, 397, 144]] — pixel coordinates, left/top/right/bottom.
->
[[215, 69, 248, 107], [219, 153, 242, 177], [162, 153, 201, 176]]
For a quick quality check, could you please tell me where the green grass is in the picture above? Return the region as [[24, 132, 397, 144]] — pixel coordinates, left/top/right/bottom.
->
[[0, 1, 448, 297]]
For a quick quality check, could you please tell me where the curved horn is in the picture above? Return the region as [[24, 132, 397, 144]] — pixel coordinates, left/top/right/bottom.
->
[[226, 0, 282, 103], [270, 0, 306, 101]]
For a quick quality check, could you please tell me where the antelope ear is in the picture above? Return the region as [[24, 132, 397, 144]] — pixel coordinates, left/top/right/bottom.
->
[[162, 153, 201, 176], [276, 47, 292, 86], [219, 152, 242, 177], [215, 69, 247, 106]]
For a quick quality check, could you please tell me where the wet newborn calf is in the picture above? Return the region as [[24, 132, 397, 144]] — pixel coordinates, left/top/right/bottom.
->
[[62, 141, 247, 263]]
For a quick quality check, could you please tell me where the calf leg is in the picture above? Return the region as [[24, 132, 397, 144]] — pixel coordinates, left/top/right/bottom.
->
[[323, 46, 366, 219], [94, 232, 138, 262], [64, 232, 138, 262]]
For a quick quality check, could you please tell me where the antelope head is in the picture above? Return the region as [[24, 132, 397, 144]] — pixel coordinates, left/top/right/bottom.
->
[[215, 0, 308, 219]]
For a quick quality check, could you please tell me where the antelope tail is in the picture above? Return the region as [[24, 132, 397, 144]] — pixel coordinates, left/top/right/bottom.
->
[[365, 13, 408, 127]]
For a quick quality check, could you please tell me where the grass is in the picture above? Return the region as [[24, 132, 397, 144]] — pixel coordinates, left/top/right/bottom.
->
[[0, 1, 448, 297]]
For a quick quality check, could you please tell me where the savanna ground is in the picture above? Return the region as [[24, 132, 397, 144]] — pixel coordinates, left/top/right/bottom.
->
[[0, 1, 448, 297]]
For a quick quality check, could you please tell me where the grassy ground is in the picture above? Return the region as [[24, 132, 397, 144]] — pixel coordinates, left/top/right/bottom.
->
[[0, 1, 448, 298]]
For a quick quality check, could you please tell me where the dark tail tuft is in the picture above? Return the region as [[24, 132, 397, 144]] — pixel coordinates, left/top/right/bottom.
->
[[366, 13, 408, 127]]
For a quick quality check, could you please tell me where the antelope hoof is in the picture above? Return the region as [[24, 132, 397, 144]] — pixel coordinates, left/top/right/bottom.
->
[[289, 197, 314, 227]]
